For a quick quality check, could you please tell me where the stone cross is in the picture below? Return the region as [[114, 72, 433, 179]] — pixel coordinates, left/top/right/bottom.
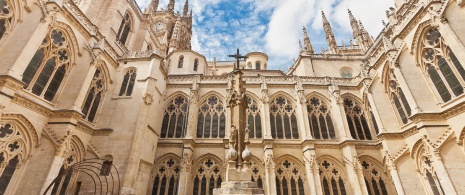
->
[[228, 48, 247, 70]]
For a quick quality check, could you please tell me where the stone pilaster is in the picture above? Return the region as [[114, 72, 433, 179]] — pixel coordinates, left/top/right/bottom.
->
[[328, 84, 350, 139], [294, 76, 311, 139], [177, 147, 193, 195], [392, 65, 421, 114], [303, 144, 320, 195], [366, 92, 386, 133], [264, 145, 276, 195], [185, 77, 199, 138], [341, 145, 364, 195], [384, 153, 405, 195], [430, 151, 457, 195]]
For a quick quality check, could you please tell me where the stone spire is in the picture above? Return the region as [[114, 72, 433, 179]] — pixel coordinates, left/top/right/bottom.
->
[[183, 0, 189, 16], [359, 20, 373, 46], [298, 39, 303, 53], [348, 9, 373, 51], [151, 0, 159, 12], [322, 11, 338, 54], [168, 0, 175, 12], [302, 26, 314, 54], [348, 9, 361, 40]]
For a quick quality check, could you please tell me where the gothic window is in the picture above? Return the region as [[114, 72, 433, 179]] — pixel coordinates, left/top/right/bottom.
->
[[197, 96, 226, 138], [360, 159, 392, 195], [0, 0, 14, 42], [117, 13, 131, 45], [275, 158, 306, 195], [0, 122, 23, 194], [22, 29, 72, 102], [119, 69, 136, 96], [160, 95, 189, 138], [388, 71, 412, 124], [415, 146, 445, 195], [178, 56, 184, 68], [192, 158, 223, 195], [343, 98, 374, 140], [147, 44, 152, 51], [307, 97, 336, 139], [340, 68, 353, 78], [318, 159, 347, 195], [420, 28, 465, 102], [269, 96, 299, 139], [51, 152, 79, 195], [82, 67, 106, 123], [194, 58, 199, 71], [367, 102, 379, 135], [246, 97, 262, 139], [152, 158, 180, 195], [256, 61, 261, 70], [249, 160, 265, 190]]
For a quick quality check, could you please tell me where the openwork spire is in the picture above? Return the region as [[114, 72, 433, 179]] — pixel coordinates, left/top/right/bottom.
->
[[168, 0, 175, 12], [348, 9, 361, 39], [302, 26, 314, 54], [321, 11, 337, 54], [151, 0, 159, 12], [183, 0, 189, 16]]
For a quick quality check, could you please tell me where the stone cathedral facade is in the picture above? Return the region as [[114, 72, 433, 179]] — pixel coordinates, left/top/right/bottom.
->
[[0, 0, 465, 194]]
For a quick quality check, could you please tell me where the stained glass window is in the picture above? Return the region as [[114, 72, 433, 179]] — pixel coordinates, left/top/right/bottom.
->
[[307, 97, 336, 139], [246, 97, 262, 139], [270, 96, 299, 139], [421, 28, 465, 102], [319, 159, 347, 195], [343, 98, 374, 140], [0, 0, 14, 42], [119, 69, 137, 96], [152, 158, 180, 195], [117, 13, 131, 45], [0, 155, 18, 194], [22, 29, 71, 102], [197, 96, 225, 138], [275, 159, 305, 195], [360, 159, 394, 195], [387, 70, 412, 124], [192, 158, 223, 195], [160, 95, 189, 138], [82, 67, 106, 122]]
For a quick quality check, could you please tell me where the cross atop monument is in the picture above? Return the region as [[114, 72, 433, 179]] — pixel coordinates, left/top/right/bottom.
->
[[228, 48, 247, 70]]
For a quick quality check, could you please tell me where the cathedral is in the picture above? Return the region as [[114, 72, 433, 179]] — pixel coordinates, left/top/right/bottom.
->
[[0, 0, 465, 194]]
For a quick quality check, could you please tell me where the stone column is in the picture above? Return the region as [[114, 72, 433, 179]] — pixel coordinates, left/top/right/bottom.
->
[[430, 152, 457, 195], [303, 145, 320, 195], [328, 85, 351, 139], [392, 65, 421, 114], [385, 155, 405, 195], [264, 144, 277, 195], [341, 145, 364, 195], [365, 93, 386, 133]]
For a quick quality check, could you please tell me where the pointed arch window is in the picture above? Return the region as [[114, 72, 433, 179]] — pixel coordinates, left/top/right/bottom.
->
[[197, 96, 226, 138], [82, 67, 106, 123], [246, 97, 262, 139], [0, 0, 14, 43], [22, 29, 72, 102], [343, 98, 374, 140], [388, 70, 412, 124], [360, 160, 393, 195], [178, 56, 184, 68], [160, 95, 189, 138], [275, 159, 305, 195], [307, 97, 336, 139], [420, 28, 465, 102], [415, 147, 445, 195], [250, 160, 265, 190], [255, 61, 261, 70], [50, 151, 79, 195], [270, 96, 299, 139], [152, 158, 180, 195], [193, 58, 199, 71], [119, 69, 136, 96], [192, 158, 223, 195], [319, 159, 347, 195], [117, 13, 131, 45]]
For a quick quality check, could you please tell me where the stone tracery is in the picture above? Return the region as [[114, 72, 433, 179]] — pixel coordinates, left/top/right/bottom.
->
[[269, 95, 299, 139]]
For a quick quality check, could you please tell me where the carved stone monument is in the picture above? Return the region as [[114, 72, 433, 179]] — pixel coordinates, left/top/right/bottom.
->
[[213, 50, 264, 195]]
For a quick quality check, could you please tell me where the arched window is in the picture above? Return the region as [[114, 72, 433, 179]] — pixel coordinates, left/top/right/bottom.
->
[[318, 159, 348, 195], [340, 68, 353, 78], [250, 159, 265, 190], [82, 67, 106, 123], [275, 158, 306, 195], [196, 96, 225, 138], [152, 157, 180, 195], [194, 58, 199, 71], [420, 28, 465, 102], [343, 97, 374, 140], [247, 62, 252, 69], [147, 44, 152, 51], [307, 97, 336, 139], [270, 96, 299, 139], [192, 158, 223, 195], [0, 0, 14, 42], [414, 145, 445, 195], [360, 159, 393, 195], [255, 61, 261, 70], [178, 56, 184, 68], [116, 13, 131, 45], [160, 95, 189, 138], [246, 97, 262, 139], [22, 29, 72, 101], [119, 69, 136, 96], [388, 70, 411, 124], [50, 142, 80, 195]]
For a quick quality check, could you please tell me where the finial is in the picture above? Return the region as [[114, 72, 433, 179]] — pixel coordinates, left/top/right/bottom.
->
[[183, 0, 189, 16], [298, 39, 303, 52]]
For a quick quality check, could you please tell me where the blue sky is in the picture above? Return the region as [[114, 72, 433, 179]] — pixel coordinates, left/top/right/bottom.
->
[[136, 0, 394, 70]]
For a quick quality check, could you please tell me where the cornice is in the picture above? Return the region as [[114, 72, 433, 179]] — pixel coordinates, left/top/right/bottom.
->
[[76, 121, 113, 136], [378, 127, 419, 140], [0, 75, 24, 91], [11, 95, 53, 117]]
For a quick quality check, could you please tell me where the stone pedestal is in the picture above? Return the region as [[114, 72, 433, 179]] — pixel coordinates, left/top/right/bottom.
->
[[213, 181, 264, 195]]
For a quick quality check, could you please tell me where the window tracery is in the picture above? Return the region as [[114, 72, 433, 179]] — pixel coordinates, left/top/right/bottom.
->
[[360, 159, 391, 195], [306, 97, 336, 139], [246, 97, 262, 139], [82, 67, 106, 123], [119, 69, 136, 96], [51, 141, 81, 195], [22, 29, 72, 102], [196, 96, 225, 138], [0, 122, 25, 194], [269, 96, 299, 139], [387, 70, 411, 124], [161, 95, 189, 138], [152, 157, 181, 195], [192, 158, 223, 195], [0, 0, 14, 43], [420, 28, 465, 102], [117, 13, 132, 45], [275, 158, 306, 195], [249, 159, 265, 190], [178, 56, 184, 68], [318, 159, 347, 195], [343, 98, 374, 140], [414, 145, 445, 195]]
